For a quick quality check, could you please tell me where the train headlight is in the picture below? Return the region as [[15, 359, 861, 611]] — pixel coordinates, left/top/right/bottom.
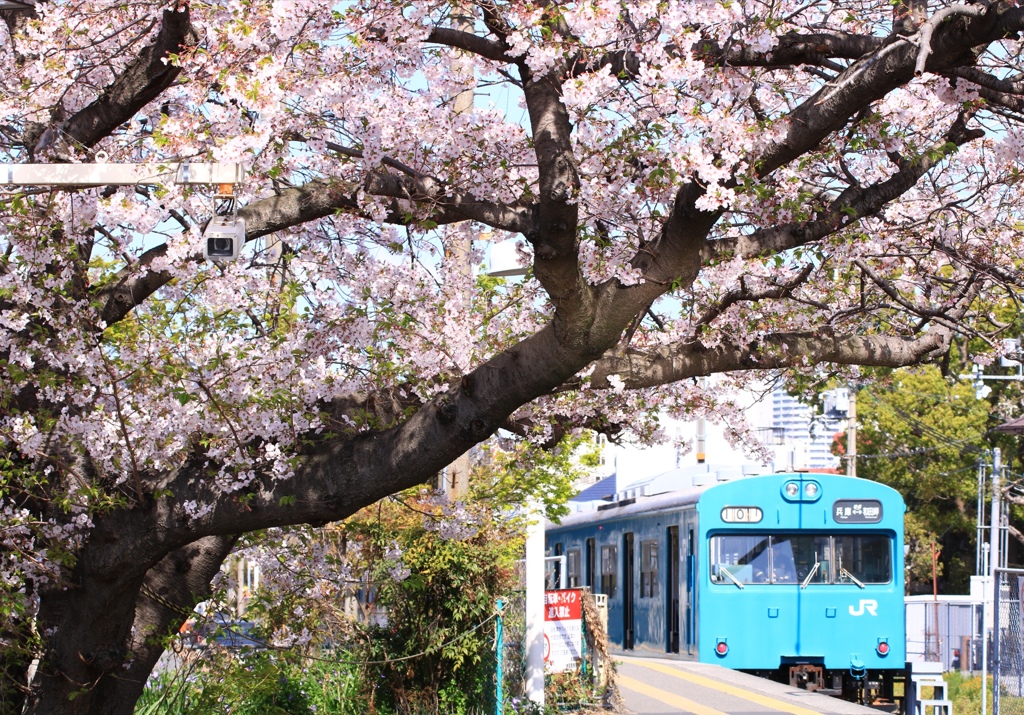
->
[[782, 479, 822, 502], [715, 640, 729, 656], [877, 640, 890, 656]]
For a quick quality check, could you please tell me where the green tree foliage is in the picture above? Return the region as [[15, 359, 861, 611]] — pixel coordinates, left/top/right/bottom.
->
[[853, 366, 990, 593], [471, 432, 603, 522], [352, 499, 520, 715]]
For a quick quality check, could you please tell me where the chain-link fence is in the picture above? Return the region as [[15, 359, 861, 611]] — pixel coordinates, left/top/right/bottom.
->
[[497, 589, 530, 711], [906, 599, 983, 672], [994, 568, 1024, 715]]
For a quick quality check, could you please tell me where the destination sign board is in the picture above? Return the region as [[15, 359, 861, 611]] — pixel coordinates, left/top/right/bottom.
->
[[833, 499, 883, 523]]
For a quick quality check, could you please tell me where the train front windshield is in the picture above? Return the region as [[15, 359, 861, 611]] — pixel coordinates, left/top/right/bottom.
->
[[709, 533, 892, 586]]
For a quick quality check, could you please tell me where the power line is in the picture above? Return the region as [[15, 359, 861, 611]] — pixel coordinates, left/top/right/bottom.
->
[[861, 391, 988, 455]]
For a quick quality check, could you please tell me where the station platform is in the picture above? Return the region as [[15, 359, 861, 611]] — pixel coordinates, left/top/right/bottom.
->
[[616, 656, 893, 715]]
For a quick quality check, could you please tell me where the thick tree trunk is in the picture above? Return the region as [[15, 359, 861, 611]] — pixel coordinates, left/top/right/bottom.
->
[[22, 536, 237, 715]]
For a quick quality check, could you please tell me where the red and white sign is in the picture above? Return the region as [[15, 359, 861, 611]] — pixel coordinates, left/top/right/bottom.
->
[[544, 589, 583, 672]]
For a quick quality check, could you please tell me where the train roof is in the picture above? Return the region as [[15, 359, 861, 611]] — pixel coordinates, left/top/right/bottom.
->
[[549, 470, 899, 531], [551, 482, 709, 530]]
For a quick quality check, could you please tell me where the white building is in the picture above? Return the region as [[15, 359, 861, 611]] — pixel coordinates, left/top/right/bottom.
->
[[574, 385, 852, 503], [767, 387, 849, 471]]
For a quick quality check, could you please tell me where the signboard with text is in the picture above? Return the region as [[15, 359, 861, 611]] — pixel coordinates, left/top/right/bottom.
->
[[833, 499, 883, 523], [544, 589, 583, 673]]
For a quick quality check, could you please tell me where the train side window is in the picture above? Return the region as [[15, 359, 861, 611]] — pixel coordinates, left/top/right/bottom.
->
[[567, 549, 581, 588], [553, 543, 564, 588], [601, 545, 617, 597], [834, 534, 892, 584], [709, 535, 770, 584], [585, 538, 596, 589], [640, 540, 659, 598]]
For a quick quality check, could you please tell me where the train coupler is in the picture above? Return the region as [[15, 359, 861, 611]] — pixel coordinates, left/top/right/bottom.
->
[[788, 664, 824, 691]]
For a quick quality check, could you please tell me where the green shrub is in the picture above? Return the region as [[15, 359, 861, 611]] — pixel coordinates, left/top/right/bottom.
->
[[135, 653, 369, 715], [946, 671, 993, 715]]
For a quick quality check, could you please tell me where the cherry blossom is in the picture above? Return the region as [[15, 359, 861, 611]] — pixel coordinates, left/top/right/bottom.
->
[[3, 0, 1024, 711]]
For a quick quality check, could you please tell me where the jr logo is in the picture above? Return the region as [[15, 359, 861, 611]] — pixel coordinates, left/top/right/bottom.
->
[[849, 599, 878, 616]]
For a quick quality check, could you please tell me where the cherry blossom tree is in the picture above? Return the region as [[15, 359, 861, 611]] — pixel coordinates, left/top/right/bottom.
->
[[2, 0, 1024, 711]]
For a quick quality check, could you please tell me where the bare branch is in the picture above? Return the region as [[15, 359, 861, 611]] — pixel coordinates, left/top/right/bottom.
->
[[706, 112, 984, 262], [916, 5, 988, 77], [569, 31, 884, 80], [363, 171, 537, 234], [425, 26, 515, 63], [946, 66, 1024, 96], [689, 264, 815, 341], [591, 328, 953, 390]]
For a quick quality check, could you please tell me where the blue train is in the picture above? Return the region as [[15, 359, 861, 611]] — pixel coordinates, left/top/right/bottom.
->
[[546, 471, 906, 701]]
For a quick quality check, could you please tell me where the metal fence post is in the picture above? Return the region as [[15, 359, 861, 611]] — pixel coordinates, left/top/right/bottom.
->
[[495, 598, 504, 715], [995, 570, 1000, 715]]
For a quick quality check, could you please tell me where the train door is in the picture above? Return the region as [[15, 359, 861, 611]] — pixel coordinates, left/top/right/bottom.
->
[[685, 526, 696, 654], [623, 532, 635, 650], [667, 526, 680, 653], [585, 538, 595, 591]]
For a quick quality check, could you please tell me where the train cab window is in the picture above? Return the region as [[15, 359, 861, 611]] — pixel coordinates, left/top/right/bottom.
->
[[771, 534, 831, 585], [709, 534, 771, 584], [567, 549, 581, 588], [601, 545, 617, 597], [710, 533, 892, 586], [834, 534, 892, 584], [640, 540, 659, 598]]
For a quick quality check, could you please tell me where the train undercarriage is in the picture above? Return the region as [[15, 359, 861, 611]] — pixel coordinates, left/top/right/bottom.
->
[[748, 664, 903, 706]]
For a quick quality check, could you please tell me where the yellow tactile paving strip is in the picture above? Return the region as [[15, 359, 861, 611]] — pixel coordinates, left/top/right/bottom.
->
[[617, 673, 731, 715], [622, 659, 827, 715]]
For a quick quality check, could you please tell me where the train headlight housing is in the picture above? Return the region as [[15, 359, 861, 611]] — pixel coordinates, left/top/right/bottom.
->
[[782, 479, 822, 502], [877, 639, 890, 656], [715, 639, 728, 657]]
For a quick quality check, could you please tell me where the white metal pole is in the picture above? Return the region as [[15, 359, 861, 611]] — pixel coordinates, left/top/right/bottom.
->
[[524, 501, 546, 707], [992, 448, 1002, 575], [983, 448, 1001, 715], [983, 596, 989, 715]]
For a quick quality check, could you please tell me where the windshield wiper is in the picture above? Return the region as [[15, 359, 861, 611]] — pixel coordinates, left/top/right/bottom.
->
[[800, 561, 820, 589], [841, 567, 865, 588], [717, 565, 745, 589]]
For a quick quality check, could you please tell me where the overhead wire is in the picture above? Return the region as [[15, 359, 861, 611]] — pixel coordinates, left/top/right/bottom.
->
[[859, 389, 989, 457]]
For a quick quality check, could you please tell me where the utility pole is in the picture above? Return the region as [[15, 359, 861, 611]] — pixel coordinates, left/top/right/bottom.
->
[[440, 7, 477, 501], [696, 377, 707, 464], [846, 389, 857, 477]]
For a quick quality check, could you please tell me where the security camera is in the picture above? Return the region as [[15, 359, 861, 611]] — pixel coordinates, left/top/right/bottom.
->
[[203, 215, 246, 261]]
